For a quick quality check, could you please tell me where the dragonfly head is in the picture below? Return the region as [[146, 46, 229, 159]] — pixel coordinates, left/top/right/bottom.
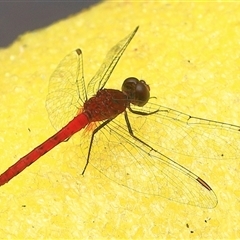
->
[[122, 77, 150, 107]]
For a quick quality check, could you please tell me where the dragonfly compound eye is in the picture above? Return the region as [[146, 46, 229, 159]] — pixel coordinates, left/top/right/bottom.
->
[[122, 77, 150, 106]]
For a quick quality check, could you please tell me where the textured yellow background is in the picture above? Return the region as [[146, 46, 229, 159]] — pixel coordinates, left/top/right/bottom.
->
[[0, 1, 240, 239]]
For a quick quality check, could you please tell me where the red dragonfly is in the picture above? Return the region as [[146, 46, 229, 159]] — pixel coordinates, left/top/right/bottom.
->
[[1, 26, 239, 208]]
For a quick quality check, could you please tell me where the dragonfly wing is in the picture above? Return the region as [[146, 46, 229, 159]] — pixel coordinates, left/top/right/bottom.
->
[[131, 102, 240, 160], [78, 113, 217, 208], [87, 26, 139, 97], [46, 49, 87, 131]]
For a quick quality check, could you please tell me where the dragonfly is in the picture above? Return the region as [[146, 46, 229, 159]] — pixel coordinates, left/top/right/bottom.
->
[[0, 26, 239, 208]]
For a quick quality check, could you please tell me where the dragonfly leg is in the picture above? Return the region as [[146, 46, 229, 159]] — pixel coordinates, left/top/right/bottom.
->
[[128, 105, 160, 116], [81, 118, 113, 175], [124, 111, 156, 151]]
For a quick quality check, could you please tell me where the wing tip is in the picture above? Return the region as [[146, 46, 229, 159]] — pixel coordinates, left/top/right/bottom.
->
[[76, 49, 82, 55]]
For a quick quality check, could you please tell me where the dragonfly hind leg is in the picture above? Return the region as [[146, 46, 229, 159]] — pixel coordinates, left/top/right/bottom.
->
[[81, 118, 113, 175]]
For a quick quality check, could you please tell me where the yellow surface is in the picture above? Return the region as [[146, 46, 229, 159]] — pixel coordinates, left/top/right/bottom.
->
[[0, 1, 240, 239]]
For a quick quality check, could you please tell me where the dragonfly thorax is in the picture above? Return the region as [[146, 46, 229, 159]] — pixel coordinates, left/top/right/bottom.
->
[[83, 89, 129, 122]]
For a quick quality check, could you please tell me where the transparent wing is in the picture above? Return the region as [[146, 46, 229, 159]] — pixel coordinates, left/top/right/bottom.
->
[[74, 112, 217, 208], [46, 49, 86, 131], [130, 102, 240, 160], [72, 99, 240, 208], [68, 99, 240, 208], [87, 26, 139, 97], [46, 26, 139, 131]]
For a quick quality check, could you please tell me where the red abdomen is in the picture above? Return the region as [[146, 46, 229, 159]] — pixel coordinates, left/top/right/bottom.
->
[[83, 89, 128, 122]]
